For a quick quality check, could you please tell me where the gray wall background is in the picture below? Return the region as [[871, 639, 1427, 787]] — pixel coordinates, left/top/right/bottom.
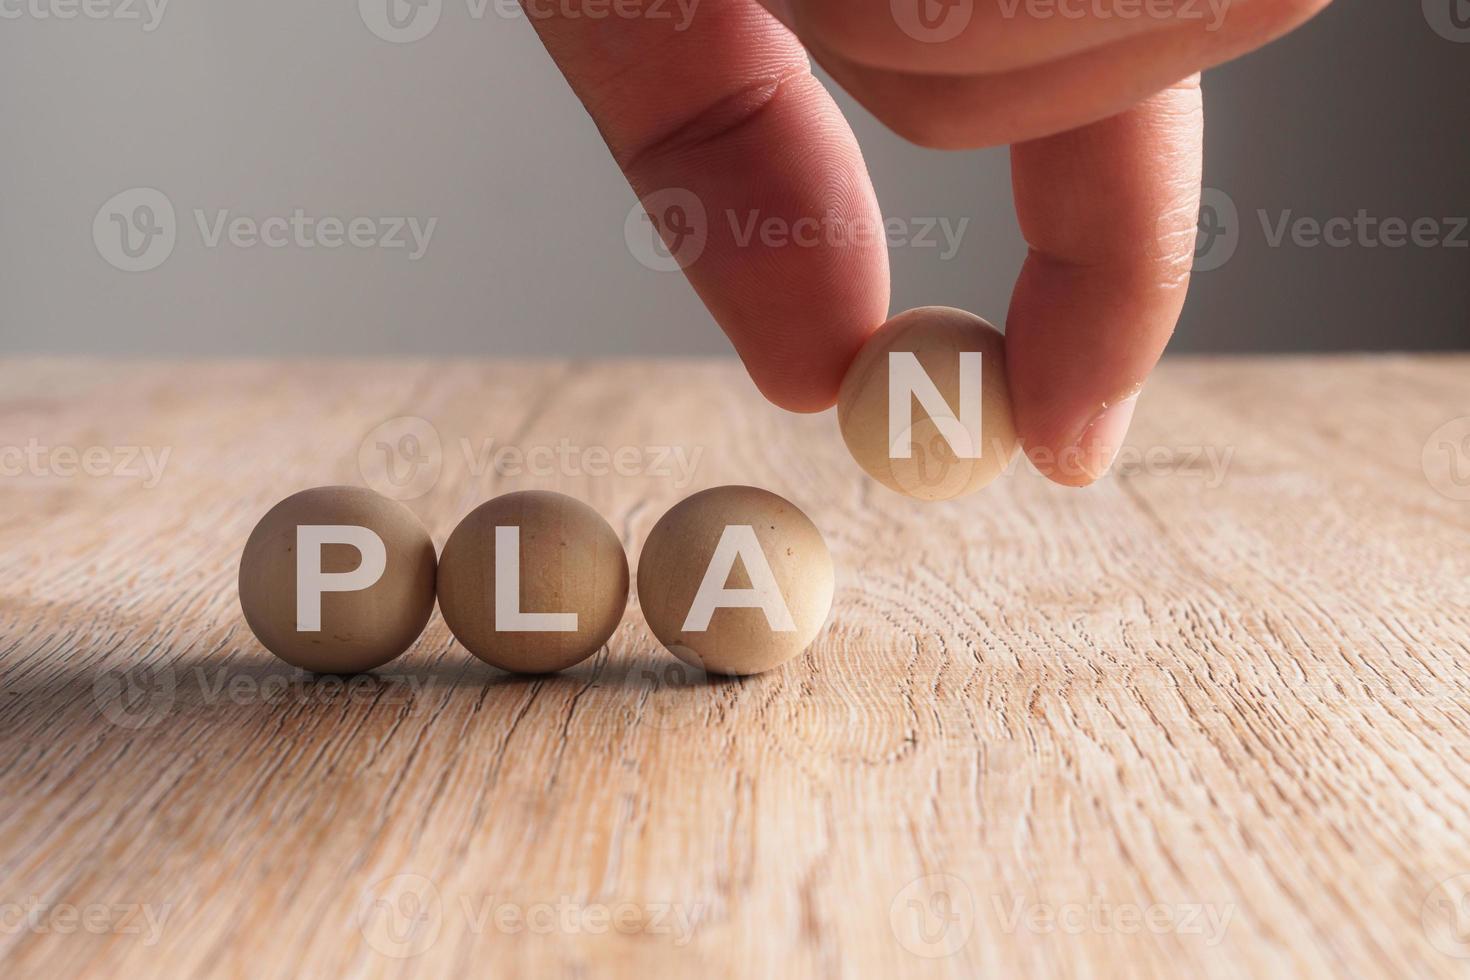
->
[[1, 0, 1465, 356]]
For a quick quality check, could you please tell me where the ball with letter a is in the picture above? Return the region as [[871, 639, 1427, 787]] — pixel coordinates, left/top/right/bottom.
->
[[636, 485, 834, 677]]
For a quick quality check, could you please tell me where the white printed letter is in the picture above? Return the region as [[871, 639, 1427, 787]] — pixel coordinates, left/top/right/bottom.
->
[[296, 525, 387, 631], [683, 525, 795, 632], [495, 526, 578, 632], [888, 351, 983, 459]]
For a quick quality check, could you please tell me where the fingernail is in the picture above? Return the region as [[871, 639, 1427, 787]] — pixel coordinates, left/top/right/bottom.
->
[[1076, 394, 1139, 483]]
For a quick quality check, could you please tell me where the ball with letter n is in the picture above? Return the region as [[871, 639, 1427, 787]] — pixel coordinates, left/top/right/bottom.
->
[[838, 306, 1019, 500]]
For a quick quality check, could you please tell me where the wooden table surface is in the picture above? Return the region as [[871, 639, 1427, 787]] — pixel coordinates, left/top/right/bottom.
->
[[3, 356, 1470, 979]]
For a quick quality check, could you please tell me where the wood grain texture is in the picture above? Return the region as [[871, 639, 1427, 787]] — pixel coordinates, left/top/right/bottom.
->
[[2, 356, 1469, 979]]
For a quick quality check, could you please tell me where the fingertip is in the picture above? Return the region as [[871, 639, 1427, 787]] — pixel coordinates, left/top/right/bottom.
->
[[731, 308, 875, 414], [750, 375, 842, 415], [1020, 389, 1141, 487]]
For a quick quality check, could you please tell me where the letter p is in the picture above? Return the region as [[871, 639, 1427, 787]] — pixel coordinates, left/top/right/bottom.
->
[[295, 525, 387, 631]]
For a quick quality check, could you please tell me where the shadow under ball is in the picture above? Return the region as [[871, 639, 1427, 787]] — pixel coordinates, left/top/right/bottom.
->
[[838, 307, 1019, 501], [437, 491, 630, 673], [637, 486, 834, 677], [238, 486, 437, 674]]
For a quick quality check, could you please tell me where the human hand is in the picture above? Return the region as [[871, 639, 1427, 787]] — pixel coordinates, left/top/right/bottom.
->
[[525, 0, 1332, 485]]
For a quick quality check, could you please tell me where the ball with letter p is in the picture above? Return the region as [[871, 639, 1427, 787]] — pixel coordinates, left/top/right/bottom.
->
[[238, 486, 438, 673]]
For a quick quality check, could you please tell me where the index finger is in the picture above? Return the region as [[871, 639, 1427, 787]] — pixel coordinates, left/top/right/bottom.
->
[[524, 0, 890, 413]]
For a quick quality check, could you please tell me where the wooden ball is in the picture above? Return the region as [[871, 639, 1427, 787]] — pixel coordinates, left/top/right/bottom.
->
[[637, 486, 834, 677], [437, 491, 629, 674], [238, 486, 437, 673], [838, 306, 1019, 500]]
